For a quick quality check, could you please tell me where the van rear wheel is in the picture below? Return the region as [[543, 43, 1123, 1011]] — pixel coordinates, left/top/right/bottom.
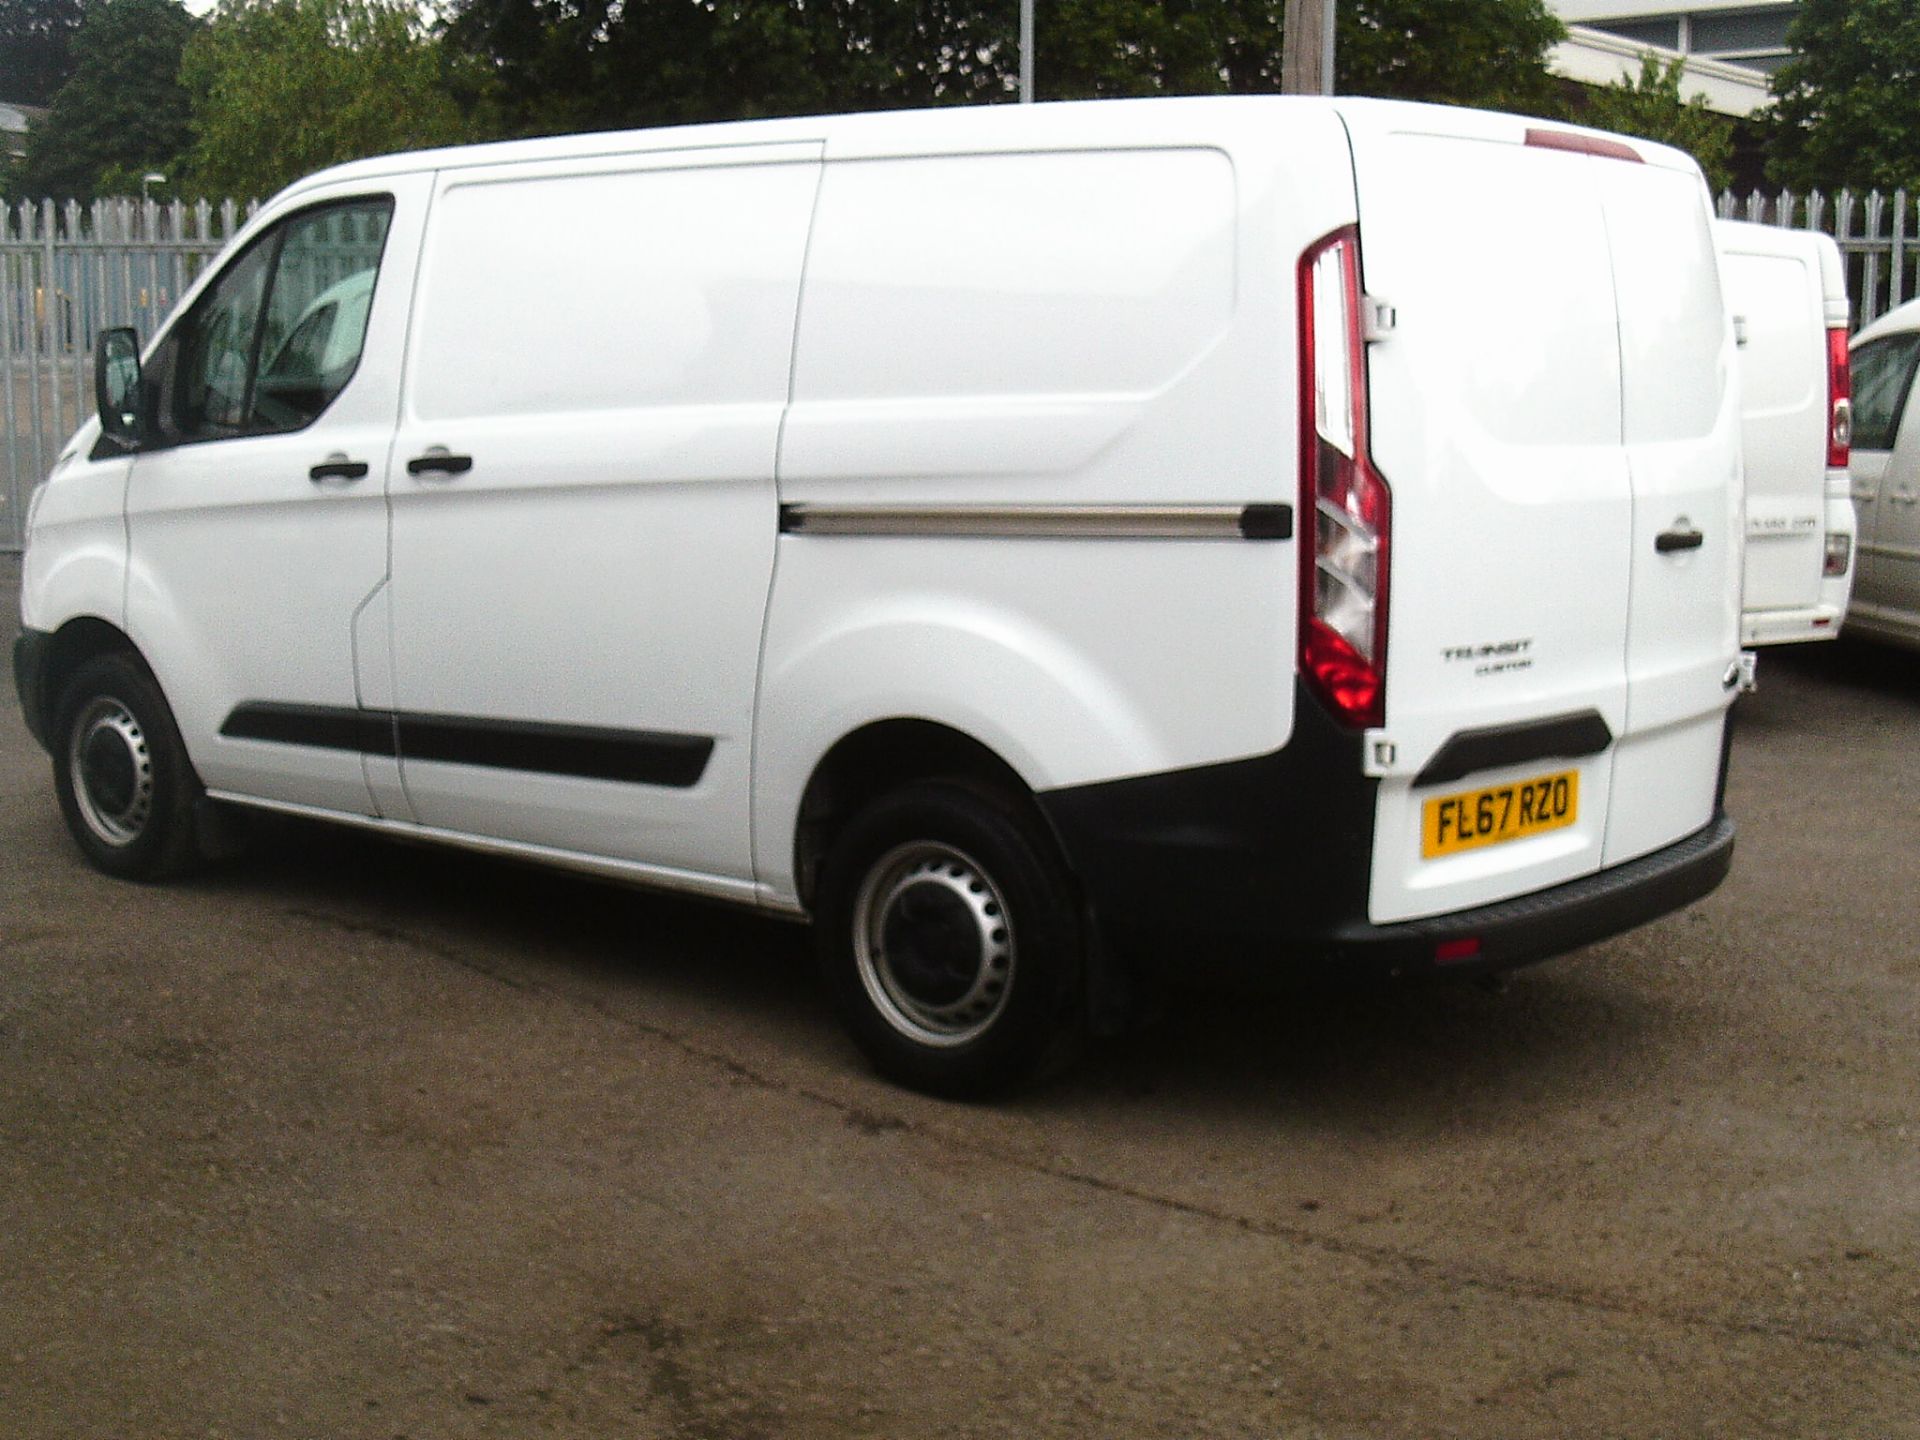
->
[[52, 653, 203, 881], [814, 781, 1085, 1098]]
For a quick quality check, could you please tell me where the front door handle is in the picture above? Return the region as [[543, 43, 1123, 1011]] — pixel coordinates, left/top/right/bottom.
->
[[406, 450, 473, 477], [1655, 526, 1705, 553], [309, 457, 369, 482], [1891, 491, 1920, 507]]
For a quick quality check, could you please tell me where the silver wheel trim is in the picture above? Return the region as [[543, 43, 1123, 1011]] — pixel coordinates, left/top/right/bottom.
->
[[851, 840, 1016, 1049], [68, 698, 155, 848]]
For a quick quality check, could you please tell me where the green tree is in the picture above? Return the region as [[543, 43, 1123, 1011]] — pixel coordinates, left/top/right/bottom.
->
[[1768, 0, 1920, 193], [1582, 54, 1735, 192], [440, 0, 1015, 136], [18, 0, 196, 199], [0, 0, 83, 106], [442, 0, 1570, 135], [182, 0, 482, 198], [1029, 0, 1288, 99], [1339, 0, 1565, 114]]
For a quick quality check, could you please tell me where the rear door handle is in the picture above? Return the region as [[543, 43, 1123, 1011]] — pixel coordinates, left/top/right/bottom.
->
[[407, 451, 473, 477], [1655, 526, 1704, 553], [309, 457, 369, 482]]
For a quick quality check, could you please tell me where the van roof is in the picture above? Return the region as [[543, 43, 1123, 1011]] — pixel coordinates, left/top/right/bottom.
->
[[274, 95, 1706, 209]]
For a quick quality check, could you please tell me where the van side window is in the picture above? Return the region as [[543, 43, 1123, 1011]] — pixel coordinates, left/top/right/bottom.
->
[[252, 203, 392, 430], [168, 238, 275, 437], [1851, 333, 1920, 452], [153, 198, 394, 446]]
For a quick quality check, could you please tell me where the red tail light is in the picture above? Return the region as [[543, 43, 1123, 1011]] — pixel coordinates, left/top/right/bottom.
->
[[1827, 326, 1852, 468], [1298, 227, 1390, 729]]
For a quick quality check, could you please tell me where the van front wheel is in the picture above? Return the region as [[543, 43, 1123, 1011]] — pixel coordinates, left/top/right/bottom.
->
[[814, 782, 1085, 1098], [52, 653, 203, 881]]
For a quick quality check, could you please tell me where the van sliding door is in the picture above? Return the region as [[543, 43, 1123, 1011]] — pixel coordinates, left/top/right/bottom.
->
[[383, 143, 823, 891]]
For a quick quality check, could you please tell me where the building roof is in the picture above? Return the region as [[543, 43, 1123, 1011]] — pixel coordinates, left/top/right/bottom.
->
[[1546, 1, 1794, 116]]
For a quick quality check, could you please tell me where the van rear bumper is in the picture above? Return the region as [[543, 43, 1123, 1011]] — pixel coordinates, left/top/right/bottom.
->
[[1037, 690, 1736, 992], [1284, 812, 1735, 985], [1742, 601, 1846, 647]]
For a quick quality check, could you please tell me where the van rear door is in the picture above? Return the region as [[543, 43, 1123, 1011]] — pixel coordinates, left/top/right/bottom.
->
[[1716, 223, 1830, 617], [1333, 102, 1737, 924], [1595, 156, 1741, 865]]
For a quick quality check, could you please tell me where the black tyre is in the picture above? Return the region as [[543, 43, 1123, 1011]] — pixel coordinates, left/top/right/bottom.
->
[[814, 781, 1085, 1098], [51, 653, 204, 881]]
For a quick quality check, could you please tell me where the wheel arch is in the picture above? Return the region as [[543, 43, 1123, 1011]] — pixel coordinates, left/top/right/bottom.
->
[[19, 615, 151, 750], [784, 715, 1145, 1038], [790, 717, 1041, 913]]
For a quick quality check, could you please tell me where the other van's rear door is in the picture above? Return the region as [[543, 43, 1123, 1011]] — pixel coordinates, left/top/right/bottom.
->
[[384, 143, 822, 888], [1715, 225, 1830, 620]]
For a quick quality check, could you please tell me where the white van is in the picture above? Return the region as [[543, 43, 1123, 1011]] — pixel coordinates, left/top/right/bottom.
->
[[1841, 296, 1920, 650], [13, 98, 1743, 1094], [1713, 219, 1856, 645]]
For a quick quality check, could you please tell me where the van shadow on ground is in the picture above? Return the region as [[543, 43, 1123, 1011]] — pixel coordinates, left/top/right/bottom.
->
[[189, 811, 1679, 1130]]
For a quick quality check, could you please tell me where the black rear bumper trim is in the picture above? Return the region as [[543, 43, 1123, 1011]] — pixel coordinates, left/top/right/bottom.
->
[[1314, 810, 1735, 981]]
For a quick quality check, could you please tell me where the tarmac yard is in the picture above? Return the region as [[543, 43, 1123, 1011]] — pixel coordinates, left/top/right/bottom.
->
[[3, 552, 1917, 1438]]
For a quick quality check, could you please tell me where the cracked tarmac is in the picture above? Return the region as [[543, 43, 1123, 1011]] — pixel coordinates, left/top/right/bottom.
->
[[4, 552, 1918, 1437]]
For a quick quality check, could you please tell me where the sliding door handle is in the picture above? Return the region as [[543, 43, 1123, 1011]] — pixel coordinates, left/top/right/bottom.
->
[[407, 450, 473, 477], [309, 457, 369, 482]]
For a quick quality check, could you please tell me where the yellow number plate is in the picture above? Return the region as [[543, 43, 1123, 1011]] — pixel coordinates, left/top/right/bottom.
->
[[1421, 770, 1579, 859]]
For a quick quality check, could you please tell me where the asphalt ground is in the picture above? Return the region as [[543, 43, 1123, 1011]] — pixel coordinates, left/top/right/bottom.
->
[[3, 549, 1917, 1438]]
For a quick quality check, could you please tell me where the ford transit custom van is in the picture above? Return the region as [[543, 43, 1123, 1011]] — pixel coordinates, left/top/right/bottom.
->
[[14, 98, 1743, 1094]]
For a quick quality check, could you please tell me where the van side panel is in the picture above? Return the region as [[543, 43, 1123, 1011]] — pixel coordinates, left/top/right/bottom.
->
[[756, 118, 1357, 905]]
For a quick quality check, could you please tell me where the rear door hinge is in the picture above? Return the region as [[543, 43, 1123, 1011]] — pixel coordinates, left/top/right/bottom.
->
[[1363, 730, 1399, 777], [1362, 294, 1396, 343]]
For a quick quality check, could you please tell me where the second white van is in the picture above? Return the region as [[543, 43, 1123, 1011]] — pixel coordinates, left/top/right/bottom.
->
[[1714, 219, 1856, 646], [15, 98, 1744, 1094]]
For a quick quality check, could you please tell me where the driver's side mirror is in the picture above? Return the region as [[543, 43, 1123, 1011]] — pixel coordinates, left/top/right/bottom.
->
[[95, 327, 143, 449]]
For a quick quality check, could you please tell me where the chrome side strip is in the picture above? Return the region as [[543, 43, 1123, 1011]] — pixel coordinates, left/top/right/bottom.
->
[[778, 502, 1292, 541]]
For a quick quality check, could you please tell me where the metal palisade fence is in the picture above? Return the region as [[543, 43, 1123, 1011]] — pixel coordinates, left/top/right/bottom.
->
[[1716, 188, 1920, 327], [2, 197, 255, 551], [4, 185, 1920, 552]]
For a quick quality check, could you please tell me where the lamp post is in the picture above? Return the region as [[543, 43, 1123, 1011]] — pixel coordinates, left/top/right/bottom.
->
[[1020, 0, 1034, 103], [140, 171, 165, 203]]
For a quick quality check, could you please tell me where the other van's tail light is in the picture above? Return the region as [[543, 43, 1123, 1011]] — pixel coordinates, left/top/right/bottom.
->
[[1299, 227, 1389, 729], [1827, 327, 1852, 468], [1824, 532, 1852, 577]]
